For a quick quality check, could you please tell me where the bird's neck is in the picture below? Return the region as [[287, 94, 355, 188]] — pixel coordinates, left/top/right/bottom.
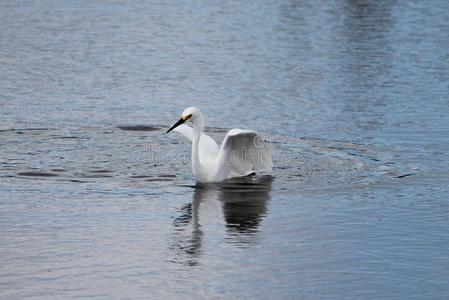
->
[[191, 117, 204, 176]]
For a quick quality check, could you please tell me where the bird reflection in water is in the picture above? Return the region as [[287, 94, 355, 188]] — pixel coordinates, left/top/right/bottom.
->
[[170, 175, 273, 266]]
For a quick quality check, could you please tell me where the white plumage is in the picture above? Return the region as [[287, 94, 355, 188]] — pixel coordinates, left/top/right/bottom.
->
[[167, 107, 272, 183]]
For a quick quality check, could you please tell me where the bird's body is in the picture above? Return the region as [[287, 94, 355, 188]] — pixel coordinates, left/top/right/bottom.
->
[[167, 107, 272, 183]]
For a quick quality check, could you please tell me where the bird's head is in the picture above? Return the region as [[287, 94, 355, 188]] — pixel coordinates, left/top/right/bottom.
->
[[166, 106, 201, 133]]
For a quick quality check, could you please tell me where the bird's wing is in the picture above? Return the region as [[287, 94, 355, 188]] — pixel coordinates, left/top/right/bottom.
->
[[173, 124, 219, 155], [219, 129, 272, 177]]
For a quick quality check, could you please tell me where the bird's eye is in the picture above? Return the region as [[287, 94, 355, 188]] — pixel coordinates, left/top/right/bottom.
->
[[184, 114, 192, 120]]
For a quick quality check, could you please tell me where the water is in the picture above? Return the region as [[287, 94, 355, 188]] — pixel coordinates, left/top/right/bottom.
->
[[1, 0, 449, 299]]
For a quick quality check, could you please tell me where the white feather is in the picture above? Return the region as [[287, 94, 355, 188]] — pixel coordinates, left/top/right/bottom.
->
[[219, 129, 273, 177], [173, 124, 219, 159], [168, 107, 272, 182]]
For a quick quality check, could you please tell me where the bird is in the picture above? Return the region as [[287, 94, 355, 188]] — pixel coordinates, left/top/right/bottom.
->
[[166, 107, 272, 183]]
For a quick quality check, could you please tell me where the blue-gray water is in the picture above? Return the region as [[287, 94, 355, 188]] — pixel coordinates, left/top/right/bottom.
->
[[1, 1, 449, 299]]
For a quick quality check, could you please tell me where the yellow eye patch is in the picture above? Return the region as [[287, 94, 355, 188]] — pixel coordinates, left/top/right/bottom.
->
[[182, 114, 192, 121]]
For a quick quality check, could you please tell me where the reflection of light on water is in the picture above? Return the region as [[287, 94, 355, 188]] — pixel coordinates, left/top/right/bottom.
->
[[170, 175, 273, 266]]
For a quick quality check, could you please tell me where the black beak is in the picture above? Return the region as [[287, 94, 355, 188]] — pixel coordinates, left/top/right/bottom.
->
[[166, 118, 186, 133]]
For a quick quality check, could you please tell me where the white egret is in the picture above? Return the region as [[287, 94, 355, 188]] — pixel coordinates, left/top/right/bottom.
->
[[166, 107, 272, 183]]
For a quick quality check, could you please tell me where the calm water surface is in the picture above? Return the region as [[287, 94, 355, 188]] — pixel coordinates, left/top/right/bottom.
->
[[1, 1, 449, 299]]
